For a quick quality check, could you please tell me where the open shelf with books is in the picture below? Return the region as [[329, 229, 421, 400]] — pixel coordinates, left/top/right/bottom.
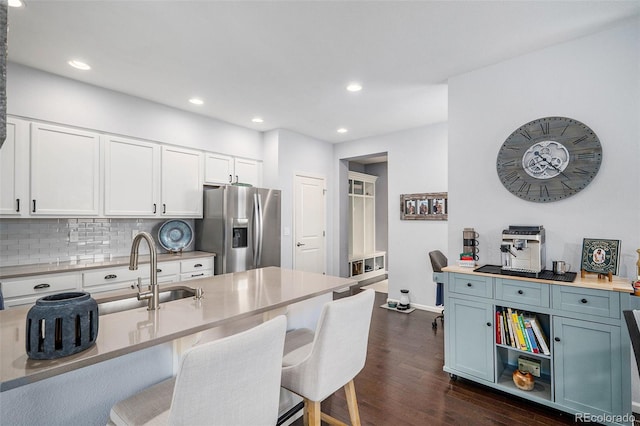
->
[[494, 306, 553, 402]]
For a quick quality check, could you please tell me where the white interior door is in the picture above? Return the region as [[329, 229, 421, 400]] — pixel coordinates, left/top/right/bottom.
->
[[293, 174, 326, 274]]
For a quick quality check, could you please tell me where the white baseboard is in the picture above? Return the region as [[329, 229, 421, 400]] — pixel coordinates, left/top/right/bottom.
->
[[410, 303, 444, 314]]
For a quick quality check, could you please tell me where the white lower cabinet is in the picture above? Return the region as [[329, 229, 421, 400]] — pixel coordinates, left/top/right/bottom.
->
[[179, 257, 214, 281], [1, 272, 80, 308], [82, 261, 180, 295]]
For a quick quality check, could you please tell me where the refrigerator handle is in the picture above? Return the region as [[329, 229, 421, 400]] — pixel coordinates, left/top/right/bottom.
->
[[256, 193, 264, 266], [252, 193, 259, 267]]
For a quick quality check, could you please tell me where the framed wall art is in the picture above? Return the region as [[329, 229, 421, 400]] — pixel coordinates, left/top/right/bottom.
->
[[400, 192, 447, 221], [580, 238, 621, 276]]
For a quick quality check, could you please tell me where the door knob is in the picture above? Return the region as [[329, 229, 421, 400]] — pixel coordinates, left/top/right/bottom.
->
[[296, 242, 305, 247]]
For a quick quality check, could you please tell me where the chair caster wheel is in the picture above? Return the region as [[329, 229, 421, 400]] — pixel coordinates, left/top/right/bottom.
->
[[449, 374, 458, 380]]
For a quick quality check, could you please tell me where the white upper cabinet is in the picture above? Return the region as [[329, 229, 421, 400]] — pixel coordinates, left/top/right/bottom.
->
[[30, 123, 101, 216], [0, 117, 29, 216], [161, 146, 203, 217], [205, 153, 261, 187], [204, 153, 234, 185], [233, 157, 261, 187], [104, 136, 160, 217]]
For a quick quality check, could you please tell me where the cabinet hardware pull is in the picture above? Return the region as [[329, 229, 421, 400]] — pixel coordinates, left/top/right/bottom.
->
[[33, 283, 50, 290], [517, 290, 524, 295], [163, 204, 166, 214], [156, 268, 162, 273], [194, 263, 203, 268], [296, 242, 305, 247], [555, 337, 561, 342], [153, 203, 157, 214], [235, 175, 239, 183], [486, 322, 491, 327], [467, 283, 472, 287], [32, 200, 36, 213], [16, 199, 20, 212], [228, 174, 232, 183], [191, 273, 204, 277], [104, 274, 117, 280], [580, 298, 588, 304]]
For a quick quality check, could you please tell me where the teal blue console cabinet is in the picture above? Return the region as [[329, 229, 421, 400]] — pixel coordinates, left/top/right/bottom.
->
[[443, 267, 637, 426]]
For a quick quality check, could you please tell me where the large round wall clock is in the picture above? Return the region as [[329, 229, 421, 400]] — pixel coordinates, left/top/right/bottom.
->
[[496, 116, 602, 202]]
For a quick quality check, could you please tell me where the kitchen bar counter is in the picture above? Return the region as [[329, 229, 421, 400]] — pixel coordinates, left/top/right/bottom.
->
[[0, 267, 355, 392], [442, 265, 634, 293], [0, 251, 215, 280]]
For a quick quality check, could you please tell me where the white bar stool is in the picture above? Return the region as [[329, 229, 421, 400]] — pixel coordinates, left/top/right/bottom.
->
[[281, 289, 375, 426], [108, 315, 287, 425]]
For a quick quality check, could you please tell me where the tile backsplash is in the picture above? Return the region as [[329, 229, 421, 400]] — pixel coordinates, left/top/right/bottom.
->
[[0, 218, 195, 267]]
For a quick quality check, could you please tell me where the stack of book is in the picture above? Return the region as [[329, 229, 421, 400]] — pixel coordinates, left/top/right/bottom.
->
[[495, 307, 550, 355]]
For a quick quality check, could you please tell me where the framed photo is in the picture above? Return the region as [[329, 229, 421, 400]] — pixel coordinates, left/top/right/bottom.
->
[[400, 192, 447, 220], [580, 238, 621, 275]]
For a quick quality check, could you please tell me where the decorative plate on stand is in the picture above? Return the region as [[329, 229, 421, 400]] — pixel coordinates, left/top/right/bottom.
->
[[158, 220, 193, 253]]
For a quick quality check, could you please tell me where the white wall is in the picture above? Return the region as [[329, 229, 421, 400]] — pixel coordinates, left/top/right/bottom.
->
[[7, 63, 263, 159], [274, 129, 335, 273], [448, 18, 640, 280], [334, 123, 448, 309]]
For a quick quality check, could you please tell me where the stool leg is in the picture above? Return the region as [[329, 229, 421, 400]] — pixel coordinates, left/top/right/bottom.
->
[[304, 398, 321, 426], [344, 380, 361, 426]]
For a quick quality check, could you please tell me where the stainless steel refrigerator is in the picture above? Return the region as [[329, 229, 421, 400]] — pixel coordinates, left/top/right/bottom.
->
[[195, 185, 281, 274]]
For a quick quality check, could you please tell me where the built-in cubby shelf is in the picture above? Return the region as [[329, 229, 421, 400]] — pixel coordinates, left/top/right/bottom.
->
[[348, 172, 386, 280]]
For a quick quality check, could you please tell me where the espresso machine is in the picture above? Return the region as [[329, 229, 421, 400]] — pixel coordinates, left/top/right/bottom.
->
[[500, 225, 545, 274]]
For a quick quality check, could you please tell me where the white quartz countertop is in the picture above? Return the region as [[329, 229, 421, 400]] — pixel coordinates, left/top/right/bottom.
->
[[0, 267, 356, 392], [443, 265, 634, 293], [0, 251, 216, 279]]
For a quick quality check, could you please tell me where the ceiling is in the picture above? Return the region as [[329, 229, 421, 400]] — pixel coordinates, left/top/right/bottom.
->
[[7, 1, 640, 143]]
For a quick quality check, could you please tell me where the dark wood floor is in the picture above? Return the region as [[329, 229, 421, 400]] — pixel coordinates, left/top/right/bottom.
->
[[293, 291, 639, 426]]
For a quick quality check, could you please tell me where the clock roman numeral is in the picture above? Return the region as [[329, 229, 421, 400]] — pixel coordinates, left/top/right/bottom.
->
[[540, 122, 549, 135], [577, 152, 596, 160], [499, 159, 517, 167], [539, 184, 549, 198], [560, 124, 570, 136], [517, 182, 531, 194], [573, 135, 588, 145], [503, 170, 518, 182], [573, 168, 590, 175], [519, 130, 532, 140], [561, 181, 573, 193]]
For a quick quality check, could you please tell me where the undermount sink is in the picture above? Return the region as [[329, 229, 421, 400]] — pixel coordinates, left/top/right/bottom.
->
[[97, 286, 196, 315]]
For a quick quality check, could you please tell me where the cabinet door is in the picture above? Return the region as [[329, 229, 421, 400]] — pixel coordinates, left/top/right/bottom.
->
[[553, 317, 622, 416], [447, 297, 495, 381], [161, 146, 203, 217], [0, 117, 28, 216], [30, 123, 101, 216], [204, 153, 233, 185], [104, 136, 160, 216], [233, 158, 260, 186]]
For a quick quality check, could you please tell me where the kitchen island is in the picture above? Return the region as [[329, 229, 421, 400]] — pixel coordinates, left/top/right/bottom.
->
[[0, 267, 355, 425]]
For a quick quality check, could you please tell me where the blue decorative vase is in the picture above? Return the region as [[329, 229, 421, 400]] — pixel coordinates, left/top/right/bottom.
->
[[26, 292, 99, 360]]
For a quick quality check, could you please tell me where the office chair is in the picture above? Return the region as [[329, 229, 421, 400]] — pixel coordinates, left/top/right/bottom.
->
[[429, 250, 448, 329]]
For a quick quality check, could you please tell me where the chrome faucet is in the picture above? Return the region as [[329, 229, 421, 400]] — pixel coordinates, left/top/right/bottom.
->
[[129, 232, 160, 311]]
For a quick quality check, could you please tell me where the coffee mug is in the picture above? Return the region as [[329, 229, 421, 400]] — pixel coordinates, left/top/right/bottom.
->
[[463, 246, 479, 254], [463, 228, 479, 239], [552, 261, 571, 275], [463, 239, 479, 246]]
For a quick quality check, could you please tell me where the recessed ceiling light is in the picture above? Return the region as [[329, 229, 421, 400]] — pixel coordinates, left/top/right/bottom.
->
[[8, 0, 25, 7], [189, 98, 204, 105], [346, 82, 362, 92], [337, 128, 348, 134], [251, 117, 264, 123], [68, 60, 91, 70]]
